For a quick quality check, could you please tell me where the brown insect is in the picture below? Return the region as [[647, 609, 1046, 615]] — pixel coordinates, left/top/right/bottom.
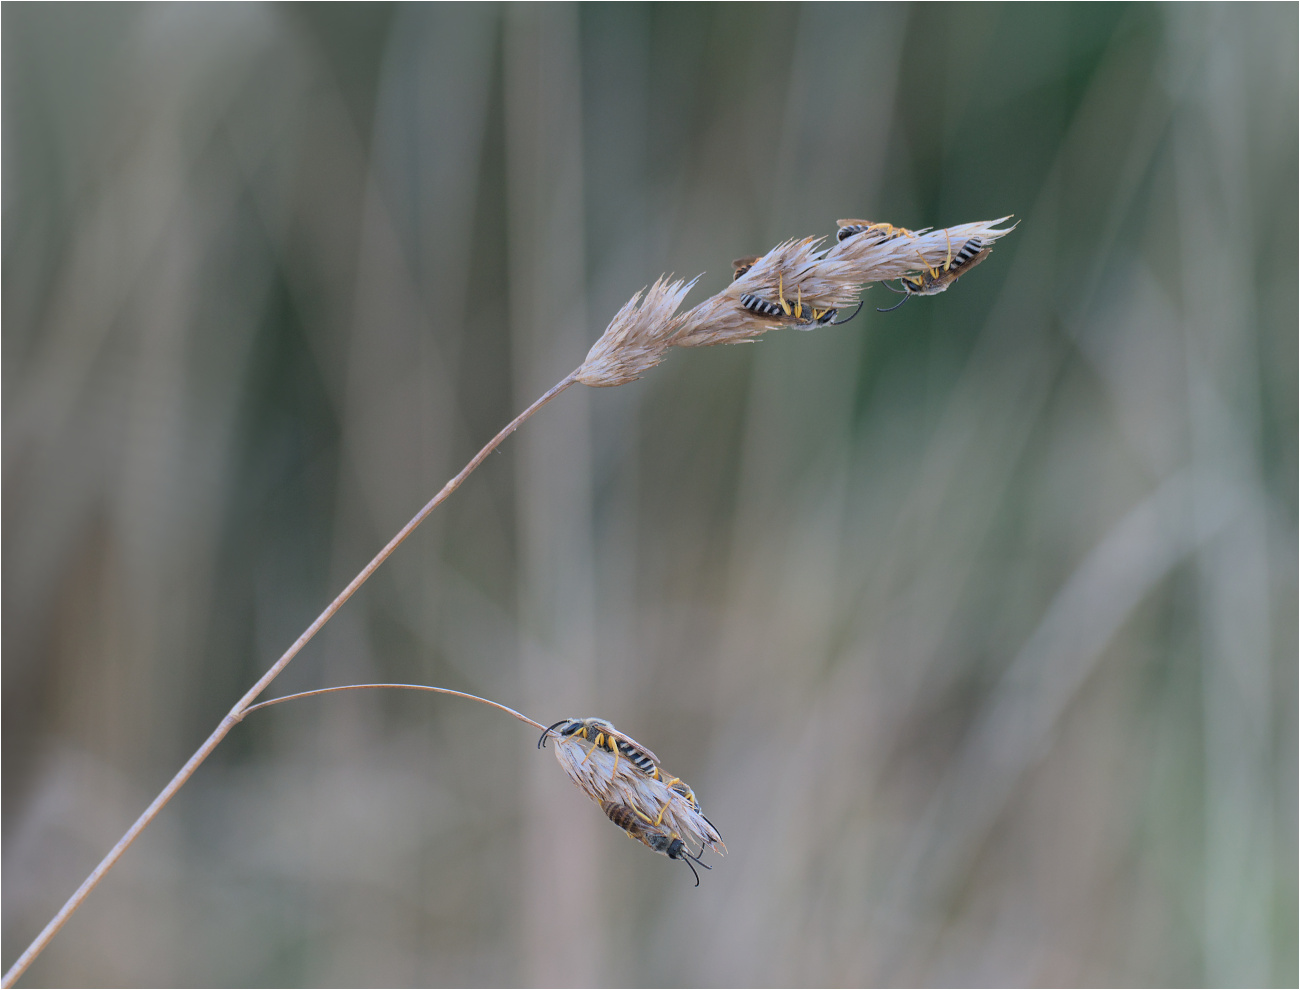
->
[[601, 800, 714, 885]]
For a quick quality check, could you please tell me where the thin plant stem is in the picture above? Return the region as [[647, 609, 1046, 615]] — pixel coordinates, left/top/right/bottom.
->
[[239, 683, 549, 732], [1, 371, 580, 989]]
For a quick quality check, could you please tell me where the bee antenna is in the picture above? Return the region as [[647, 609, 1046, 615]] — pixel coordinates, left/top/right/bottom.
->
[[681, 855, 701, 887], [828, 300, 864, 326], [876, 289, 911, 313], [685, 848, 712, 870], [538, 720, 568, 750]]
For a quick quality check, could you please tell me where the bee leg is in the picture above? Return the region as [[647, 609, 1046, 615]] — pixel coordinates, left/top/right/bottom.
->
[[942, 227, 954, 271], [828, 300, 864, 326], [913, 245, 940, 281], [778, 273, 791, 316]]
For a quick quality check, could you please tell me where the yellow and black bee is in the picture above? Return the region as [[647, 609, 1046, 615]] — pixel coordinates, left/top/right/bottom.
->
[[538, 717, 659, 776], [739, 274, 864, 329], [539, 716, 718, 821], [835, 219, 913, 243], [877, 233, 992, 313], [601, 800, 713, 885], [542, 714, 726, 882], [732, 256, 760, 281]]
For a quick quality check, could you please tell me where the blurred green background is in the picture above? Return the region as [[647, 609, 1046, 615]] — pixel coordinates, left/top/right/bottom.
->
[[3, 3, 1295, 986]]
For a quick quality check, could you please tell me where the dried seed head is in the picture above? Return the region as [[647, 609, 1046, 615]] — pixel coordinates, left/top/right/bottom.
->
[[544, 717, 726, 865], [671, 237, 859, 347], [576, 276, 699, 386], [825, 216, 1019, 285], [669, 216, 1017, 348]]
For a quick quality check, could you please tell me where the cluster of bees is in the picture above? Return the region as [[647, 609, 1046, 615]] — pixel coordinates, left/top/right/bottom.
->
[[539, 717, 721, 885], [732, 219, 993, 323]]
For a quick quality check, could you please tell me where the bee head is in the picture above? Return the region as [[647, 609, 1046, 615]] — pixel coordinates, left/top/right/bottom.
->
[[537, 716, 615, 749], [664, 837, 711, 886]]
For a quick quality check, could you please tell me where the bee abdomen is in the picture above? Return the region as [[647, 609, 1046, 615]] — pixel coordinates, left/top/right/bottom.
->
[[739, 293, 785, 318], [951, 237, 984, 268], [836, 220, 903, 243], [836, 223, 874, 242], [615, 739, 657, 775], [602, 801, 648, 835]]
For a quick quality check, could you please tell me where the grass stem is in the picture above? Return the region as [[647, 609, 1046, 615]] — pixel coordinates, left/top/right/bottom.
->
[[239, 683, 548, 731], [1, 371, 580, 988]]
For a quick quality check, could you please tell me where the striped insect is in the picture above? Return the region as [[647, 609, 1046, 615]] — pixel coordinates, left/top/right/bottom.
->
[[543, 714, 727, 882], [539, 716, 717, 812], [538, 716, 659, 777], [877, 230, 992, 313], [739, 273, 863, 329], [836, 218, 914, 243], [602, 800, 714, 885]]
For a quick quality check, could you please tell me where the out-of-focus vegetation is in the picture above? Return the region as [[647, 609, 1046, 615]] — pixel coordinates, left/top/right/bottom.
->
[[3, 4, 1295, 986]]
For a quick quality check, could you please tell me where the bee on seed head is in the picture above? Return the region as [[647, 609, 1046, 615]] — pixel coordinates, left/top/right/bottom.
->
[[835, 219, 914, 243], [539, 716, 659, 777], [877, 230, 993, 312], [601, 800, 714, 885], [732, 256, 761, 281], [542, 715, 726, 882], [738, 272, 864, 330]]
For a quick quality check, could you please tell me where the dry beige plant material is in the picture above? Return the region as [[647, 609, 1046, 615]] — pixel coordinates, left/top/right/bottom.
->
[[575, 216, 1015, 377], [685, 216, 1015, 348], [541, 717, 724, 884], [576, 275, 699, 386]]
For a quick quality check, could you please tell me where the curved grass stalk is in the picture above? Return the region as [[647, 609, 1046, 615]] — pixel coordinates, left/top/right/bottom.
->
[[239, 683, 549, 730]]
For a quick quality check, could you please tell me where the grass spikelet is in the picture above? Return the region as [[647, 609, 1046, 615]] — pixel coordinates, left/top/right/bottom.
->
[[668, 216, 1017, 348], [542, 717, 725, 880], [672, 237, 849, 346], [825, 215, 1019, 284], [577, 275, 699, 386]]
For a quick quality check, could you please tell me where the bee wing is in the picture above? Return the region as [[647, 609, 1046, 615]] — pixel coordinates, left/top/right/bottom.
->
[[606, 728, 660, 770]]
